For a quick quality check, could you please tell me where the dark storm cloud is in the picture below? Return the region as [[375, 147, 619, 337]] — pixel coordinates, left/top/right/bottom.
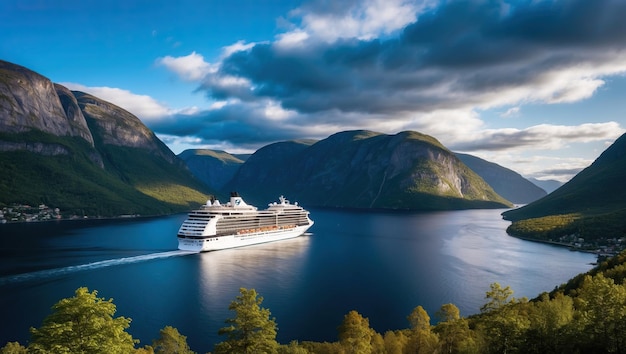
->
[[200, 0, 626, 115], [149, 104, 308, 149]]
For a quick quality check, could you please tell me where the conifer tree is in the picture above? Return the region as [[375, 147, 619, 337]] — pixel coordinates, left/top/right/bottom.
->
[[214, 288, 279, 354]]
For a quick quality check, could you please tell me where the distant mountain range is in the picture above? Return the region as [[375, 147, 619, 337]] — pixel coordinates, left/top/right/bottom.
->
[[180, 136, 553, 208], [181, 130, 515, 210], [0, 60, 211, 218], [454, 153, 546, 204], [528, 177, 563, 194], [1, 59, 575, 217]]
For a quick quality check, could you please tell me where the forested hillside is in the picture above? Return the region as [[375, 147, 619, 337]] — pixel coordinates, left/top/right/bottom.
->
[[503, 133, 626, 254]]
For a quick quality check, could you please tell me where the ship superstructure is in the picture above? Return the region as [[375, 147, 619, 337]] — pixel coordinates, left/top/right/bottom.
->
[[177, 192, 313, 252]]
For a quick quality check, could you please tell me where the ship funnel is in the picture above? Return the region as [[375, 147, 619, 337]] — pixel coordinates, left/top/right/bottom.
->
[[230, 196, 248, 208]]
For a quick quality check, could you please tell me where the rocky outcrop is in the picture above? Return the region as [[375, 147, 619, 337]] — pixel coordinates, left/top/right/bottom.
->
[[0, 141, 69, 156], [54, 84, 94, 145], [0, 60, 92, 143], [74, 91, 177, 164]]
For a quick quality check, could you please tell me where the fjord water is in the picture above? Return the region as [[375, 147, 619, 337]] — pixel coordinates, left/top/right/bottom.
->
[[0, 208, 594, 351]]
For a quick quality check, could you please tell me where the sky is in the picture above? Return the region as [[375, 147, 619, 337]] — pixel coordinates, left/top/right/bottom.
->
[[2, 0, 626, 183]]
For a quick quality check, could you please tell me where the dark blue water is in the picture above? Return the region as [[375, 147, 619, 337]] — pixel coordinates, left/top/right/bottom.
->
[[0, 208, 595, 352]]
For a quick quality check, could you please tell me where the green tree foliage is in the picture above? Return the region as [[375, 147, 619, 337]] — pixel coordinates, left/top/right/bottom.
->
[[277, 340, 310, 354], [28, 287, 137, 354], [152, 326, 196, 354], [407, 305, 431, 331], [480, 283, 514, 313], [571, 274, 626, 353], [0, 342, 27, 354], [406, 306, 439, 354], [382, 331, 407, 354], [522, 293, 574, 353], [478, 284, 530, 354], [434, 304, 478, 354], [214, 288, 279, 354], [338, 310, 373, 354]]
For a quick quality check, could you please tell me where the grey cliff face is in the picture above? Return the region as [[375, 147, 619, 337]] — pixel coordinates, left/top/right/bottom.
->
[[0, 60, 91, 143], [54, 84, 94, 145], [73, 91, 177, 164]]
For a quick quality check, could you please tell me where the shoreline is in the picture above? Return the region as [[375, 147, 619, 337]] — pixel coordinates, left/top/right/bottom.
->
[[0, 211, 188, 226], [508, 234, 611, 263]]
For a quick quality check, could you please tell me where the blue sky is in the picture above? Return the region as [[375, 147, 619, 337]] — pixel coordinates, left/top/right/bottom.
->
[[2, 0, 626, 182]]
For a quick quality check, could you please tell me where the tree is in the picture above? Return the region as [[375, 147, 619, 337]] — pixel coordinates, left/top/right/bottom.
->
[[522, 293, 574, 353], [338, 310, 373, 354], [478, 284, 529, 354], [406, 306, 439, 354], [0, 342, 27, 354], [434, 304, 477, 354], [572, 274, 626, 353], [152, 326, 195, 354], [480, 283, 514, 313], [28, 287, 137, 354], [278, 341, 310, 354], [407, 306, 431, 331], [214, 288, 279, 354], [382, 331, 407, 354]]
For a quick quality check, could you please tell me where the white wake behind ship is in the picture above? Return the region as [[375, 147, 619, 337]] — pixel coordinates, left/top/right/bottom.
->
[[177, 192, 314, 252]]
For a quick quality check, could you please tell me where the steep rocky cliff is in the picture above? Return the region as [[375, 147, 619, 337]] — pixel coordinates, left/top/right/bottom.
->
[[54, 84, 94, 145], [74, 91, 177, 164], [0, 61, 92, 142], [0, 60, 211, 217], [227, 130, 513, 210]]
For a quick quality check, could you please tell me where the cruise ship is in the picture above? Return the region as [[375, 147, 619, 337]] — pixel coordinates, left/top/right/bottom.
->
[[177, 192, 314, 252]]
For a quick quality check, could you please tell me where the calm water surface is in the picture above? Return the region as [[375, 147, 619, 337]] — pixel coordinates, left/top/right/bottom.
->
[[0, 208, 595, 351]]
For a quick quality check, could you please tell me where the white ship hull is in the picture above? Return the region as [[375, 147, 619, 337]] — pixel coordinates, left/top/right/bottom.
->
[[178, 224, 312, 252]]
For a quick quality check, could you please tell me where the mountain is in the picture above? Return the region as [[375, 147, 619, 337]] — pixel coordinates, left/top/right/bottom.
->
[[226, 130, 513, 210], [0, 60, 211, 217], [455, 153, 547, 204], [178, 149, 250, 192], [502, 133, 626, 243], [528, 177, 563, 194]]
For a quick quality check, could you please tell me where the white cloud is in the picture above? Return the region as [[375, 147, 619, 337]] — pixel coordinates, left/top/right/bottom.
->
[[61, 83, 171, 120], [501, 107, 520, 118], [221, 40, 258, 57], [156, 51, 215, 81], [288, 0, 430, 44]]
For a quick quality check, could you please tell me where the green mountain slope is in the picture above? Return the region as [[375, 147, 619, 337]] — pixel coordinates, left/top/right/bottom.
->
[[178, 149, 250, 193], [227, 130, 512, 210], [502, 133, 626, 243], [0, 60, 211, 218], [455, 152, 547, 204]]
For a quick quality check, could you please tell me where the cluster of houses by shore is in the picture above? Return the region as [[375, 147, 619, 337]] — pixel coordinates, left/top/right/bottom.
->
[[0, 204, 61, 223]]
